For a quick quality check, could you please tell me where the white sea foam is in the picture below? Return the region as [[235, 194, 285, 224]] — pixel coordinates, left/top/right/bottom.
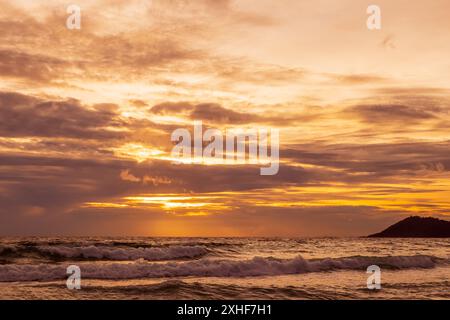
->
[[0, 255, 444, 282]]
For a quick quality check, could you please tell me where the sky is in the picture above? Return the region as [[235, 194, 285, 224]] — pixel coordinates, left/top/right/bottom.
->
[[0, 0, 450, 236]]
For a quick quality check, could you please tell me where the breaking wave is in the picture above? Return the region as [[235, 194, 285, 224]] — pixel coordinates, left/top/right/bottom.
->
[[0, 245, 209, 262], [0, 254, 446, 282]]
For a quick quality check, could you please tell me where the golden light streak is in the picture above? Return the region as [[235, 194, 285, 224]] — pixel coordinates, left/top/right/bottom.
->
[[83, 202, 129, 208], [112, 143, 166, 162], [82, 177, 450, 217], [83, 194, 232, 215]]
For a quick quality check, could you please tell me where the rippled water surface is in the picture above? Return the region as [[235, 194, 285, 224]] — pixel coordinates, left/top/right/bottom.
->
[[0, 237, 448, 299]]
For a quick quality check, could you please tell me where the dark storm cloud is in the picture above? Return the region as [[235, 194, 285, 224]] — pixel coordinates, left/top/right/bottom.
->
[[149, 101, 300, 125], [150, 102, 261, 124], [283, 141, 450, 180], [0, 154, 150, 225], [139, 160, 315, 193], [0, 155, 149, 235], [0, 92, 125, 139], [0, 151, 321, 222], [0, 49, 69, 82], [190, 103, 260, 124]]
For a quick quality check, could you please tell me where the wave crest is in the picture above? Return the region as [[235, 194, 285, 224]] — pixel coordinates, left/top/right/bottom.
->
[[0, 245, 209, 261], [0, 254, 445, 282]]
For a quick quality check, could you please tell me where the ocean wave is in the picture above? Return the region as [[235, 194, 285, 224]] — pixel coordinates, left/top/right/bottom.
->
[[0, 254, 446, 282], [63, 280, 341, 299], [34, 279, 348, 299], [0, 245, 209, 262]]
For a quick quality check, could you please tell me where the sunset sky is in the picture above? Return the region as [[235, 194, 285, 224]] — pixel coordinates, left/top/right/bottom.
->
[[1, 0, 450, 236]]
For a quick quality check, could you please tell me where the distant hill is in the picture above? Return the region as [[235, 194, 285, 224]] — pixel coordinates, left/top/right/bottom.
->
[[368, 216, 450, 238]]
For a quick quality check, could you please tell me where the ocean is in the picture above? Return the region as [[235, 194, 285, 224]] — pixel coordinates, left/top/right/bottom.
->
[[0, 237, 448, 300]]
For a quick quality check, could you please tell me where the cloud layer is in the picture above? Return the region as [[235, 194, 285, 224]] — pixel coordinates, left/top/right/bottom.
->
[[0, 0, 449, 236]]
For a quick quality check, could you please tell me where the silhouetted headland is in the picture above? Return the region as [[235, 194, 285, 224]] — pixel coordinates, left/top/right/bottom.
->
[[368, 216, 450, 238]]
